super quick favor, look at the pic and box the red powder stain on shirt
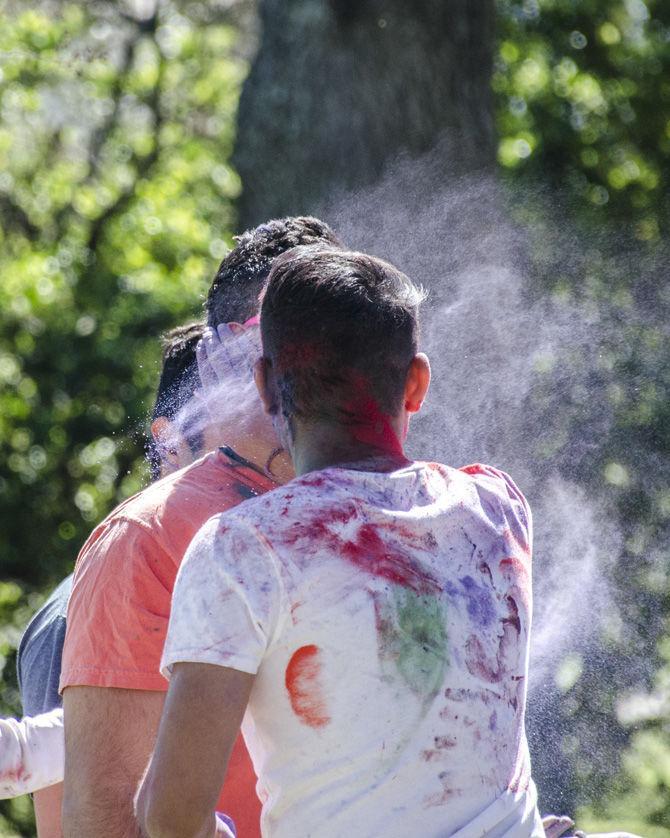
[499,556,528,576]
[464,635,503,683]
[300,474,327,488]
[282,504,358,552]
[502,527,531,559]
[285,644,331,729]
[421,735,458,762]
[503,595,521,634]
[342,524,442,595]
[499,557,531,610]
[0,764,31,792]
[459,463,489,476]
[509,746,531,793]
[423,782,463,808]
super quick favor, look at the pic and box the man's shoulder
[114,450,233,519]
[215,474,317,536]
[457,463,529,509]
[88,449,263,536]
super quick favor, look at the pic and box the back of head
[206,216,343,328]
[147,322,204,479]
[260,247,426,426]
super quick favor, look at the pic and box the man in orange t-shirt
[61,217,343,838]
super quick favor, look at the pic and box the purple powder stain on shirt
[457,575,496,627]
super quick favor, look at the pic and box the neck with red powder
[288,371,408,476]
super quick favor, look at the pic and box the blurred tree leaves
[0,4,247,829]
[0,0,669,835]
[0,0,245,588]
[496,0,670,238]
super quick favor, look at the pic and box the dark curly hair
[205,216,342,328]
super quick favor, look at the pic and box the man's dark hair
[147,322,204,480]
[205,216,342,328]
[260,247,426,425]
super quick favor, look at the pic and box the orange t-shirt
[60,447,275,837]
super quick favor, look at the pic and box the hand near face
[196,324,261,391]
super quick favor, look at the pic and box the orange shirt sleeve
[60,517,177,693]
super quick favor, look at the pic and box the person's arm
[62,687,165,837]
[136,662,254,838]
[34,783,64,838]
[59,517,179,837]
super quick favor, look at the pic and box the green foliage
[0,0,668,835]
[577,636,670,835]
[495,2,670,831]
[496,0,670,238]
[0,3,246,831]
[0,1,245,590]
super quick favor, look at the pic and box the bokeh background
[0,1,669,835]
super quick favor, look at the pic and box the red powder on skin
[348,394,403,456]
[339,371,404,457]
[276,344,405,456]
[285,645,331,729]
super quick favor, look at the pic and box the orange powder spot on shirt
[285,644,331,728]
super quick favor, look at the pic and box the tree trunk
[234,0,496,228]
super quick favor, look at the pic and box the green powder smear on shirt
[376,588,449,700]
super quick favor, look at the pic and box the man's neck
[292,421,409,477]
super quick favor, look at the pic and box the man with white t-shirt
[137,247,545,837]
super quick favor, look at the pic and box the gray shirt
[17,575,72,716]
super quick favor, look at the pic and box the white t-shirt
[0,708,64,798]
[163,461,543,837]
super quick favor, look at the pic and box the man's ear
[254,357,278,416]
[150,417,180,464]
[404,353,431,414]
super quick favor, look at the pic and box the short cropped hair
[147,322,204,480]
[260,247,426,425]
[205,216,342,328]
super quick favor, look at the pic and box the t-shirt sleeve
[0,708,64,798]
[461,463,533,555]
[60,518,176,693]
[17,576,72,716]
[161,514,286,678]
[490,466,533,555]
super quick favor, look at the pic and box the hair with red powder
[260,247,426,428]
